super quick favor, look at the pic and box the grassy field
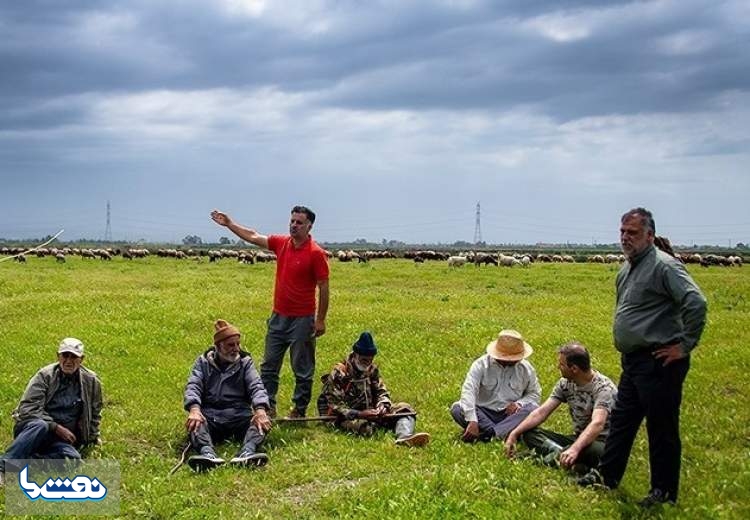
[0,256,748,519]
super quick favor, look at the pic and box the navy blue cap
[352,332,377,356]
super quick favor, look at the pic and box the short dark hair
[557,342,591,371]
[291,205,316,224]
[621,207,655,234]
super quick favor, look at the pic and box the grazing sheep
[520,255,531,267]
[447,256,467,267]
[474,253,498,266]
[16,254,27,263]
[55,253,65,263]
[498,254,520,267]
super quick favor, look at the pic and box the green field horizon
[1,257,747,519]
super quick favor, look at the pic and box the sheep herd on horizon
[1,245,743,268]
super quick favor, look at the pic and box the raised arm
[210,209,269,249]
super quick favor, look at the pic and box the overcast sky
[1,0,748,246]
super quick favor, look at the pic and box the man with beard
[504,342,617,474]
[0,338,103,486]
[317,332,430,447]
[184,319,273,472]
[578,207,707,508]
[211,206,330,419]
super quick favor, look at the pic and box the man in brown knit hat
[183,319,272,472]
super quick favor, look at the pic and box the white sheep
[447,256,467,267]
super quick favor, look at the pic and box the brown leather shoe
[395,432,431,447]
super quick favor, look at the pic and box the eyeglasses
[59,352,81,360]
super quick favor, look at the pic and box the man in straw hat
[317,332,430,447]
[504,342,617,474]
[451,330,541,442]
[0,338,103,484]
[183,319,273,472]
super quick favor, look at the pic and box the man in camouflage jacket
[317,332,429,447]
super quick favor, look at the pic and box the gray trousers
[189,415,265,454]
[451,402,537,440]
[261,313,316,413]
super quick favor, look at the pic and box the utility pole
[104,201,112,242]
[473,202,482,245]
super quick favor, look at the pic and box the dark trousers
[189,416,265,455]
[450,402,537,440]
[599,350,690,501]
[522,428,604,469]
[0,419,81,470]
[261,313,316,413]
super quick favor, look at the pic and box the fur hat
[352,331,377,356]
[213,319,241,344]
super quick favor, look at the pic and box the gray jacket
[12,363,103,445]
[184,348,269,423]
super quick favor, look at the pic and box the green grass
[1,257,748,519]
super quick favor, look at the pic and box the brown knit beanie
[213,319,241,345]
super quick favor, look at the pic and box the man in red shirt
[211,206,330,418]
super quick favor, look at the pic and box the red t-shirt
[267,235,329,317]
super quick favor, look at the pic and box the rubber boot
[539,438,564,467]
[394,417,430,447]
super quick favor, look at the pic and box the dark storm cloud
[2,0,748,131]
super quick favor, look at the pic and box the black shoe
[576,468,606,488]
[187,452,225,473]
[229,450,269,468]
[638,489,675,508]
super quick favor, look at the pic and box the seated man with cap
[451,329,541,442]
[0,338,103,481]
[183,319,273,472]
[317,332,430,447]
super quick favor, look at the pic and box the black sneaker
[638,489,675,508]
[576,468,606,488]
[229,450,269,468]
[187,452,225,473]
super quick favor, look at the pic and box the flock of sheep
[1,246,743,268]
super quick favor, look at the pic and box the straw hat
[486,329,533,361]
